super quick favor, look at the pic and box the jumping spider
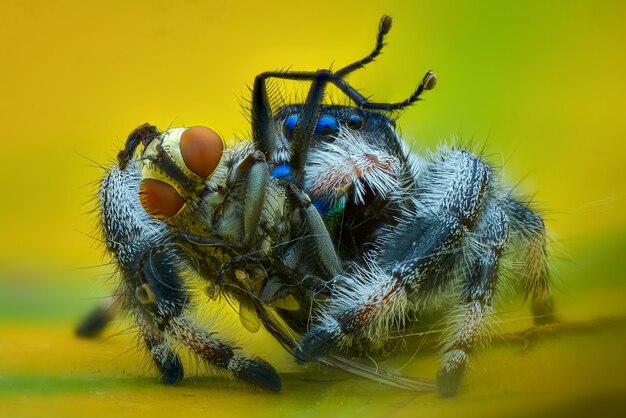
[79,15,554,397]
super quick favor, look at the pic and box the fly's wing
[321,354,435,392]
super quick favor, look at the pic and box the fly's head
[121,124,227,224]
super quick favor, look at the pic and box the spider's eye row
[179,126,224,178]
[348,114,364,130]
[282,113,340,141]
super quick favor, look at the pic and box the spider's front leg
[296,149,512,396]
[93,126,282,391]
[250,60,343,279]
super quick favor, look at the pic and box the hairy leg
[102,162,281,391]
[437,203,509,396]
[501,197,555,324]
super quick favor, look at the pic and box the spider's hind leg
[437,202,509,396]
[75,295,121,338]
[501,197,555,325]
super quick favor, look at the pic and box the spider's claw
[436,349,468,397]
[159,354,184,385]
[231,356,282,392]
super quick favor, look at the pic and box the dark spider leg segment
[75,295,121,337]
[250,74,278,159]
[501,197,555,325]
[334,15,392,78]
[437,203,509,397]
[290,76,328,187]
[296,150,493,360]
[333,70,437,112]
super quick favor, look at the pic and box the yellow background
[1,1,625,417]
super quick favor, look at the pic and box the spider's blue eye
[283,113,339,140]
[348,114,364,130]
[315,115,339,137]
[282,114,299,140]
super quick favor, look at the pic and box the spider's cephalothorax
[78,15,554,397]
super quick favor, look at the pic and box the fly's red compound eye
[139,178,185,219]
[180,126,224,178]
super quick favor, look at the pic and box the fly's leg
[286,183,342,278]
[437,203,509,397]
[117,123,160,169]
[212,180,342,281]
[227,150,270,246]
[135,297,184,385]
[127,243,280,390]
[501,198,555,325]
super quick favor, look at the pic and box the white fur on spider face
[304,129,404,205]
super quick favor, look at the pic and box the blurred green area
[0,0,625,417]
